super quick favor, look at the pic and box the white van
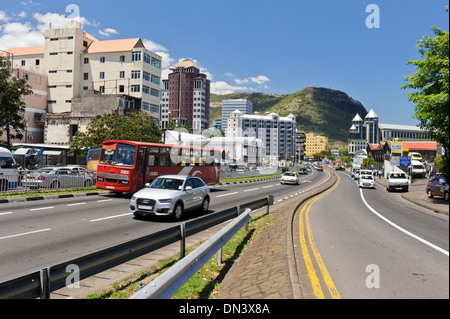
[410,160,426,178]
[0,147,20,191]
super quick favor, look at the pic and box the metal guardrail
[0,196,273,299]
[130,208,253,299]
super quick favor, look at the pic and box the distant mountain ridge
[210,87,368,142]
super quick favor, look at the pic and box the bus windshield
[100,143,136,167]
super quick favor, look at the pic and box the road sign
[399,156,411,167]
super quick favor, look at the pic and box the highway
[295,170,449,299]
[0,169,328,283]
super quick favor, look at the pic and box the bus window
[160,155,170,167]
[100,143,136,167]
[148,155,159,167]
[87,148,101,171]
[160,147,170,154]
[149,147,159,154]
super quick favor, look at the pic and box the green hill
[210,87,367,142]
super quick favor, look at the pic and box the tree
[402,9,449,178]
[0,56,32,145]
[70,111,162,158]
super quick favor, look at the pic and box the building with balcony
[221,99,252,134]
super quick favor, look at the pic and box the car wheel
[84,180,93,187]
[172,203,183,220]
[51,181,60,189]
[201,196,210,213]
[427,189,433,198]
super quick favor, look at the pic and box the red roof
[402,142,437,151]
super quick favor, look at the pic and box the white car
[280,172,300,185]
[130,175,210,220]
[386,172,409,192]
[359,174,375,188]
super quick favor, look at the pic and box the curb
[0,191,111,204]
[286,170,338,299]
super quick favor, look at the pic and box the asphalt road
[0,169,328,283]
[299,170,449,299]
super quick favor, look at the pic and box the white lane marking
[244,188,260,192]
[262,185,274,189]
[0,212,13,216]
[0,228,51,241]
[216,192,238,198]
[30,207,54,212]
[359,189,449,256]
[97,199,113,203]
[67,202,87,207]
[89,213,132,222]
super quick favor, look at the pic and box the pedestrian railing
[0,171,96,193]
[0,196,273,299]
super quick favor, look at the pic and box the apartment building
[161,59,210,133]
[221,99,252,134]
[305,133,329,157]
[0,68,48,144]
[4,21,162,145]
[227,110,296,163]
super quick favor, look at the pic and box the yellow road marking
[299,174,341,299]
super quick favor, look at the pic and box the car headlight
[131,195,137,201]
[159,199,172,204]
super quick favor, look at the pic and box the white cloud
[98,28,118,37]
[210,81,254,95]
[249,75,270,84]
[0,11,96,50]
[0,11,10,22]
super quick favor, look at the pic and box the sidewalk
[375,176,449,216]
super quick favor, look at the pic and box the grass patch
[219,173,281,184]
[84,212,274,299]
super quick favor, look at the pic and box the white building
[227,110,296,164]
[4,21,163,146]
[222,99,253,134]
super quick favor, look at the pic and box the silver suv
[130,175,210,220]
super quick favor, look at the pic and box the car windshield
[390,173,406,179]
[0,157,15,169]
[100,143,136,167]
[148,178,184,190]
[361,175,373,180]
[35,169,53,174]
[284,172,296,176]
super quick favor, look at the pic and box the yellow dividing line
[299,175,341,299]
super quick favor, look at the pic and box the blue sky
[1,0,448,126]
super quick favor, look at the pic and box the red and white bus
[96,140,221,193]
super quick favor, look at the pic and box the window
[100,57,106,63]
[100,72,105,79]
[132,51,141,62]
[35,59,40,66]
[49,70,57,74]
[143,85,150,94]
[150,104,159,113]
[21,60,25,66]
[36,76,41,85]
[84,73,89,80]
[151,74,160,85]
[131,70,140,79]
[119,85,125,93]
[143,72,150,81]
[84,58,89,64]
[50,38,58,41]
[120,55,125,62]
[151,58,161,69]
[131,85,140,93]
[50,52,58,56]
[119,71,125,79]
[151,88,160,97]
[99,86,105,93]
[142,102,149,110]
